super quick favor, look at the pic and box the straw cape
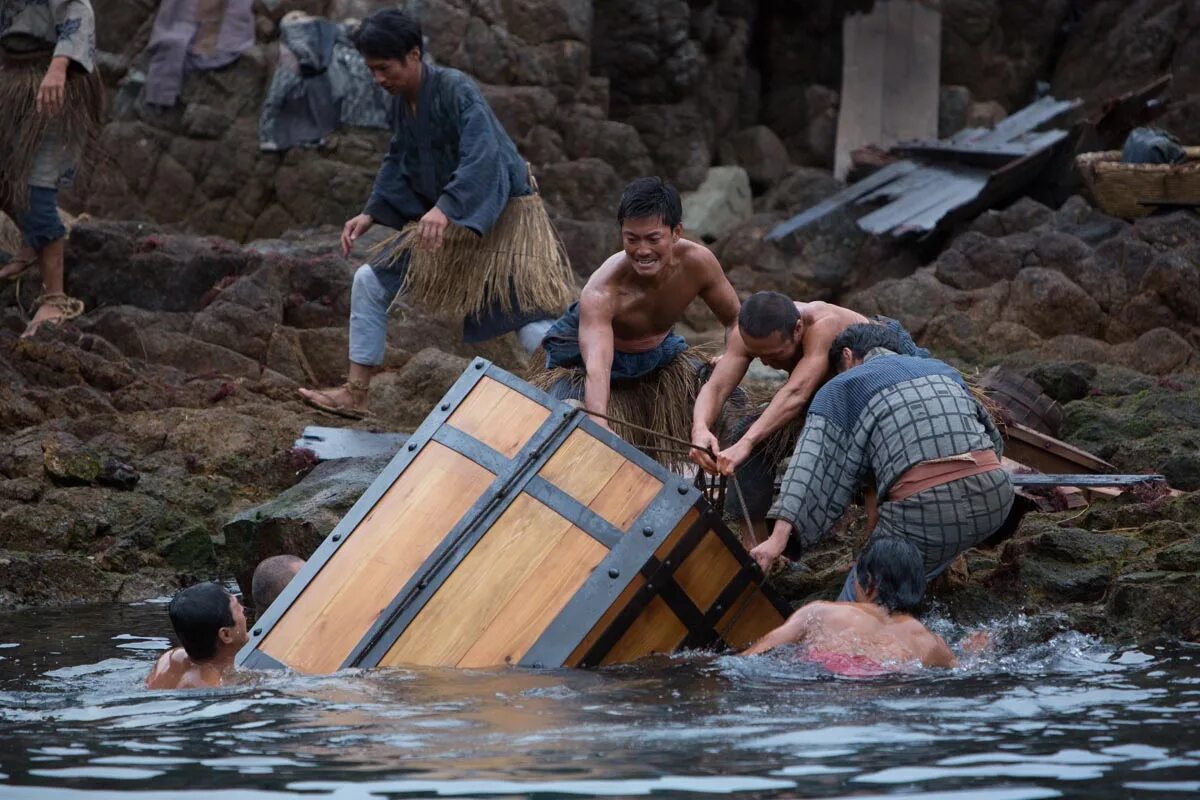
[371,190,575,320]
[528,342,722,471]
[0,52,104,212]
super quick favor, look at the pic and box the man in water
[691,291,927,541]
[298,8,572,419]
[742,536,957,671]
[145,582,248,690]
[749,323,1013,600]
[532,177,739,452]
[250,554,305,617]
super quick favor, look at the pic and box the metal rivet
[533,662,544,669]
[440,402,450,411]
[642,526,654,537]
[607,568,620,579]
[418,579,428,589]
[664,559,672,568]
[646,583,654,592]
[475,361,484,370]
[331,533,342,542]
[253,628,262,636]
[407,442,417,451]
[677,485,688,495]
[713,604,723,614]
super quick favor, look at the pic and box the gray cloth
[1121,127,1186,166]
[0,0,96,72]
[837,469,1013,600]
[769,350,1005,550]
[259,16,388,152]
[143,0,255,107]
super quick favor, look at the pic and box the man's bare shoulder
[145,648,190,690]
[676,238,721,271]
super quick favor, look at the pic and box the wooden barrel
[238,359,791,672]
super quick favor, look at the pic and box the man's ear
[217,626,234,645]
[671,223,683,242]
[840,346,853,372]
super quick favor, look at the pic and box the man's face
[365,49,421,95]
[221,594,250,648]
[621,216,680,277]
[742,328,802,371]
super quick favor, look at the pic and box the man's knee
[352,263,379,299]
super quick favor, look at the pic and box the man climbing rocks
[299,8,573,419]
[0,0,102,337]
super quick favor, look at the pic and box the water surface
[1,600,1197,798]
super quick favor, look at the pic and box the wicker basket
[1075,146,1200,220]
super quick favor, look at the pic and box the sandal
[298,379,371,420]
[35,292,85,320]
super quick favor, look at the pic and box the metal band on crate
[235,358,492,670]
[344,401,583,668]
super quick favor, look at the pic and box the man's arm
[920,631,959,669]
[741,605,816,656]
[690,330,752,472]
[695,250,740,340]
[736,317,842,452]
[577,287,616,426]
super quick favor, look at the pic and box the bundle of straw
[373,193,575,319]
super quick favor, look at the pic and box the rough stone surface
[682,167,754,243]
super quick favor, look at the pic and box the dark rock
[368,348,473,430]
[1156,536,1200,572]
[98,456,140,490]
[42,434,102,486]
[968,197,1054,238]
[1127,327,1195,375]
[536,158,623,221]
[939,84,972,138]
[723,126,791,192]
[1028,525,1147,564]
[560,116,654,180]
[934,231,1022,290]
[1106,571,1200,643]
[1003,268,1104,339]
[222,454,392,595]
[0,551,121,608]
[1027,361,1097,404]
[1018,557,1112,604]
[756,167,842,215]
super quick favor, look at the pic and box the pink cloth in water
[804,648,890,677]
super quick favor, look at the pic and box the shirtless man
[691,291,927,540]
[536,177,739,432]
[742,536,957,672]
[145,582,249,690]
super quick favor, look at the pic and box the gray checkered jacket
[768,351,1003,550]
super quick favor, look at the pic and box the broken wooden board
[240,359,791,673]
[294,426,409,461]
[1009,473,1165,488]
[834,0,941,180]
[771,95,1081,241]
[1003,422,1116,476]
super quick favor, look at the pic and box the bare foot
[21,294,83,339]
[298,384,369,419]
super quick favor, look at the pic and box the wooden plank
[587,459,662,530]
[978,96,1080,145]
[1009,473,1164,488]
[566,574,646,666]
[766,160,918,239]
[294,426,408,461]
[654,508,701,561]
[537,428,628,509]
[673,530,742,614]
[379,493,575,668]
[834,3,886,180]
[880,0,914,144]
[1004,423,1115,474]
[458,526,609,668]
[600,595,688,666]
[717,585,788,651]
[261,442,494,672]
[446,377,550,459]
[857,168,986,233]
[883,172,990,234]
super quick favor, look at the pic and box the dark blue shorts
[18,186,66,250]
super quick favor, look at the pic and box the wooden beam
[1002,423,1115,475]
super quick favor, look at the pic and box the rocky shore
[1,0,1198,643]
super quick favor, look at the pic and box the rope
[570,404,797,652]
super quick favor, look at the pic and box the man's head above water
[616,177,683,279]
[853,536,927,613]
[251,554,305,616]
[352,8,424,97]
[168,582,248,662]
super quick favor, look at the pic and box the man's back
[800,601,955,668]
[145,647,222,690]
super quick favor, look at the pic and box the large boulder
[682,167,753,243]
[721,126,792,192]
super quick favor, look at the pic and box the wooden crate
[237,359,790,672]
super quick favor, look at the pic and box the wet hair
[168,582,234,661]
[827,322,904,372]
[856,536,926,613]
[251,555,305,614]
[351,9,423,61]
[617,177,682,229]
[738,291,800,340]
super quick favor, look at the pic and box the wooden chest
[237,359,791,672]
